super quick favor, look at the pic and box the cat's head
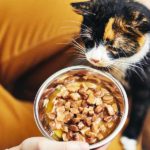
[71,0,150,68]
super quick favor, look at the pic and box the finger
[21,137,89,150]
[55,141,89,150]
[43,141,89,150]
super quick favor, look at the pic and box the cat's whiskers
[59,23,92,38]
[76,57,86,61]
[111,64,125,75]
[60,26,79,29]
[71,51,87,65]
[58,27,91,37]
[115,49,121,59]
[127,47,137,54]
[57,33,87,60]
[117,48,128,58]
[59,24,91,33]
[81,28,92,34]
[66,50,86,62]
[80,33,91,36]
[81,10,96,16]
[70,40,87,61]
[72,39,86,52]
[59,26,91,35]
[56,35,82,46]
[71,43,85,54]
[64,20,92,32]
[69,48,85,56]
[68,50,84,56]
[111,64,131,83]
[115,60,144,71]
[130,67,144,81]
[80,34,92,39]
[57,40,74,45]
[114,60,146,80]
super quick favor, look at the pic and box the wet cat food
[37,69,125,144]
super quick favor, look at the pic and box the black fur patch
[72,0,150,141]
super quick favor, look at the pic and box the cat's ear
[127,10,150,33]
[71,1,94,16]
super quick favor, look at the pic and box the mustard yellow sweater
[0,0,145,149]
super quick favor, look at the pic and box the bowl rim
[34,65,128,149]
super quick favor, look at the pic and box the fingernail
[67,142,89,150]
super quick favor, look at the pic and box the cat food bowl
[34,65,128,149]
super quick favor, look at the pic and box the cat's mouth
[86,58,112,72]
[87,59,110,67]
[86,56,113,69]
[89,64,112,72]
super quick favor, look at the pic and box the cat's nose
[90,58,99,63]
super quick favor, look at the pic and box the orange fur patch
[104,18,115,41]
[137,36,145,48]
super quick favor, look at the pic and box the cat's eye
[86,41,95,49]
[84,38,95,49]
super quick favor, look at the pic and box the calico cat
[71,0,150,150]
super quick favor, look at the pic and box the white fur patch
[86,45,112,67]
[121,136,137,150]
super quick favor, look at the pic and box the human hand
[7,137,89,150]
[7,137,109,150]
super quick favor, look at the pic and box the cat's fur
[71,0,150,149]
